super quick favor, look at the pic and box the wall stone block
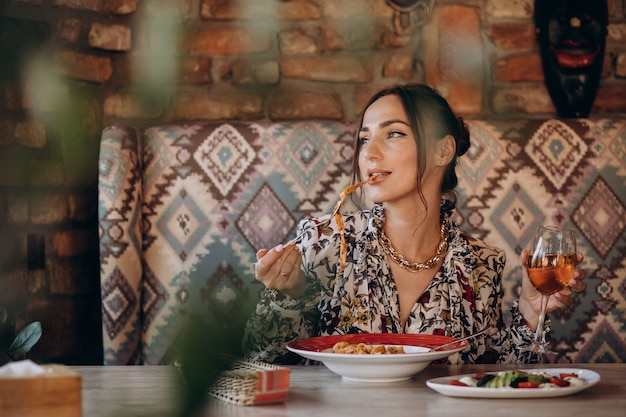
[6,195,29,224]
[323,0,391,19]
[320,23,379,51]
[54,50,113,83]
[56,18,82,43]
[88,22,132,51]
[30,193,68,224]
[281,57,371,82]
[424,5,483,115]
[0,120,15,146]
[383,53,414,80]
[54,229,94,257]
[616,52,626,78]
[228,59,280,85]
[0,153,27,187]
[492,85,555,114]
[15,120,46,148]
[594,85,626,112]
[608,23,626,44]
[172,90,264,120]
[26,298,99,361]
[179,57,212,84]
[4,81,28,111]
[52,0,103,12]
[69,194,97,222]
[488,23,537,49]
[486,0,533,19]
[104,93,162,119]
[354,85,388,118]
[104,0,139,15]
[200,0,320,20]
[269,91,343,120]
[186,28,272,55]
[27,270,47,295]
[493,53,543,82]
[280,29,319,55]
[49,259,99,295]
[29,159,65,186]
[0,269,27,305]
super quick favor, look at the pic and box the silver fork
[430,327,494,351]
[285,218,331,245]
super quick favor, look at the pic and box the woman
[242,84,586,364]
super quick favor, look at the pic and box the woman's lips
[368,171,389,183]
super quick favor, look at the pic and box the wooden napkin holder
[0,364,82,417]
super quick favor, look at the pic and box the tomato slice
[559,373,578,379]
[550,376,570,387]
[517,381,541,388]
[449,379,468,386]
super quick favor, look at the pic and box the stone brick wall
[0,0,625,364]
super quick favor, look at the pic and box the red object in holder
[208,359,290,406]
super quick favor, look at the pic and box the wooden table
[67,363,626,417]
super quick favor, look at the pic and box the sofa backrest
[98,119,626,365]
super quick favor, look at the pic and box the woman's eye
[388,130,405,139]
[358,136,370,145]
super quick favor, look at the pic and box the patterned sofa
[98,118,626,365]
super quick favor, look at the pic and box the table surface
[63,363,626,417]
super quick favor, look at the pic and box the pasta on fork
[333,173,379,272]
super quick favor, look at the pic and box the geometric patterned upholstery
[98,119,626,365]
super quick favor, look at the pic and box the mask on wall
[534,0,608,118]
[386,0,436,36]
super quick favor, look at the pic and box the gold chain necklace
[379,217,450,273]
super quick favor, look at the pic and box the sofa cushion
[98,119,626,364]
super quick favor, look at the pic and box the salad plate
[426,367,600,398]
[286,333,465,383]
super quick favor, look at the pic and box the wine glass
[524,225,577,356]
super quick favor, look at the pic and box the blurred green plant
[0,306,42,363]
[174,302,255,417]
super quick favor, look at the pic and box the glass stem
[533,294,550,346]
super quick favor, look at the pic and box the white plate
[426,367,600,398]
[286,334,465,383]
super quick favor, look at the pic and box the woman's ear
[437,135,456,166]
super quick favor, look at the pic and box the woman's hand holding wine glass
[520,225,586,356]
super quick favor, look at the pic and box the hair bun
[456,117,471,156]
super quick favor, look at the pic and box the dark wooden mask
[535,0,608,118]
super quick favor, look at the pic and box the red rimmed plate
[286,334,465,383]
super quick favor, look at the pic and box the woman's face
[357,94,423,205]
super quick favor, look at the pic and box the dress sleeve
[241,218,324,364]
[502,298,551,364]
[492,270,550,364]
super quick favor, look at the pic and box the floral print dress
[242,204,542,364]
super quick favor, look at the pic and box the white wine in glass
[524,225,577,356]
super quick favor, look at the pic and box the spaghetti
[333,174,378,273]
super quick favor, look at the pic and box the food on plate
[333,174,379,272]
[449,370,586,389]
[332,341,405,355]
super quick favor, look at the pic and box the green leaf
[0,307,7,326]
[6,321,42,355]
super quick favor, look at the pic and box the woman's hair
[350,83,470,211]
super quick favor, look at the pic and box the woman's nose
[362,136,382,160]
